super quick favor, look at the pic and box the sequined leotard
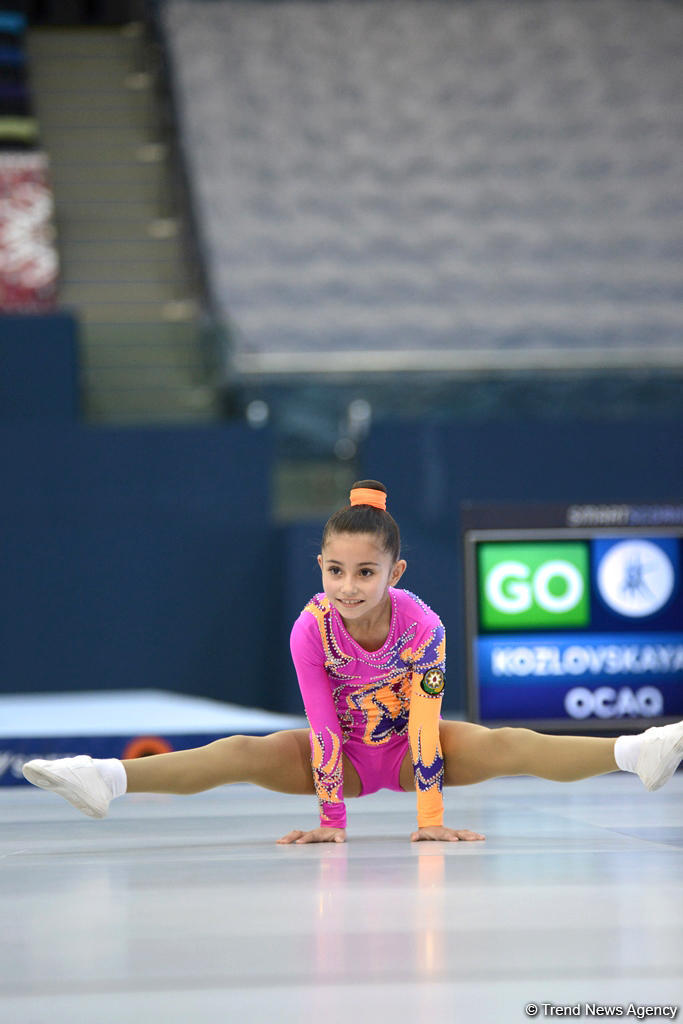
[290,587,446,830]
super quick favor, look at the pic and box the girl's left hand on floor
[410,826,486,842]
[276,827,346,844]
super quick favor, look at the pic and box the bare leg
[435,721,618,787]
[123,728,362,797]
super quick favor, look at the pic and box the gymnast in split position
[23,481,683,844]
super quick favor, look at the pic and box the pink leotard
[290,587,446,830]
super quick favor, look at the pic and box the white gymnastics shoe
[636,721,683,792]
[22,755,112,818]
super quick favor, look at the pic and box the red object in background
[122,736,175,759]
[0,151,59,312]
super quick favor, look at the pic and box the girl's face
[317,531,406,624]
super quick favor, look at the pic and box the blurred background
[1,0,682,725]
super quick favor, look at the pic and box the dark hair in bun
[321,479,401,562]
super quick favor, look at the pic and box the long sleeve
[290,612,346,829]
[407,622,446,828]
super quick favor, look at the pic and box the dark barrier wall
[274,521,326,713]
[346,418,683,712]
[1,313,80,421]
[0,423,274,706]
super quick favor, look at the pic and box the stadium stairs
[27,22,220,424]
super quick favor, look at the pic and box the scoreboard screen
[462,503,683,732]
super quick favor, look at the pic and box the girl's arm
[406,669,484,842]
[405,616,447,829]
[309,718,346,829]
[407,665,446,830]
[290,613,347,833]
[406,618,485,842]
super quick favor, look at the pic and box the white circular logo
[597,541,675,618]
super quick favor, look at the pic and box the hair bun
[351,479,386,494]
[322,478,400,561]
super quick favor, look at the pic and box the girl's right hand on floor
[276,827,346,844]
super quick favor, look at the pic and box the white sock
[97,758,128,799]
[614,734,643,774]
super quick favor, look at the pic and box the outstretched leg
[123,729,316,795]
[23,729,364,817]
[438,719,683,789]
[439,721,619,786]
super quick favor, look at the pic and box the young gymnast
[22,480,683,844]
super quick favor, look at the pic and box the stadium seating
[0,10,58,312]
[159,0,683,374]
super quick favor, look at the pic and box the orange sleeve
[407,667,445,827]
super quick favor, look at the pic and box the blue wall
[1,313,279,708]
[0,313,79,420]
[2,414,680,713]
[0,423,274,705]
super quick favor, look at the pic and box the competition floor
[2,768,682,1023]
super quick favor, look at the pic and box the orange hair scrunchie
[349,487,387,511]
